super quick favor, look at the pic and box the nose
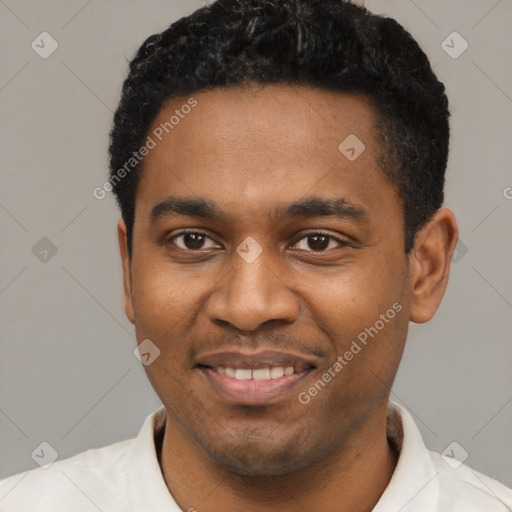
[206,252,299,332]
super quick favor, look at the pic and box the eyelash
[167,230,349,252]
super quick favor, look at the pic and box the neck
[159,405,398,512]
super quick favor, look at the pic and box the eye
[170,232,220,251]
[292,232,347,252]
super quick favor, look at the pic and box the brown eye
[293,233,346,252]
[306,235,330,251]
[171,232,219,251]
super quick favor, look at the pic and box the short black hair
[108,0,450,255]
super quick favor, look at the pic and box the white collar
[374,401,439,510]
[124,401,511,511]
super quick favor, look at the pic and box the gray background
[1,0,511,487]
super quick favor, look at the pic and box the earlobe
[408,208,458,324]
[117,219,135,325]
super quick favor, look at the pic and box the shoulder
[383,402,512,511]
[429,450,512,511]
[0,437,135,512]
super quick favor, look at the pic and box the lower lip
[198,367,314,405]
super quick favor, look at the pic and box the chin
[198,432,318,477]
[211,449,305,477]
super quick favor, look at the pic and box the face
[119,85,434,476]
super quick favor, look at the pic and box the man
[1,0,511,510]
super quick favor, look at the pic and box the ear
[408,208,458,324]
[117,219,135,325]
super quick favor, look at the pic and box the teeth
[252,368,271,380]
[235,369,252,380]
[216,366,299,380]
[225,367,236,378]
[270,367,284,379]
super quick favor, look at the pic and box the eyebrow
[150,197,225,224]
[277,197,367,224]
[149,195,368,225]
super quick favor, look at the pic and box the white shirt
[1,402,511,511]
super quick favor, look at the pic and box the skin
[117,84,458,512]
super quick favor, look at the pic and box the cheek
[303,253,408,390]
[130,251,203,322]
[308,255,406,333]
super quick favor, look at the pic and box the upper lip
[195,349,319,371]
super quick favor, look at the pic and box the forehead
[135,84,398,223]
[150,84,378,158]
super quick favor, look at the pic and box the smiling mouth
[195,351,317,405]
[198,364,312,380]
[197,365,315,405]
